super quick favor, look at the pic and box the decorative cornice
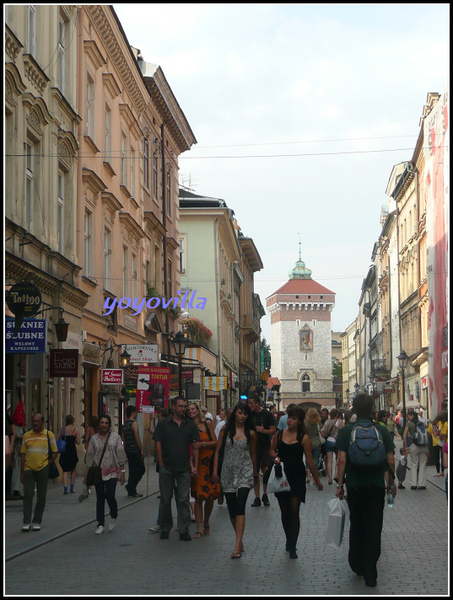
[5,25,23,62]
[23,53,50,94]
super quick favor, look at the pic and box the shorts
[325,440,337,454]
[256,445,272,472]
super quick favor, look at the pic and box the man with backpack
[334,394,395,589]
[403,409,429,490]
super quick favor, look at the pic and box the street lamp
[171,331,188,397]
[241,368,254,399]
[354,382,360,396]
[397,350,409,429]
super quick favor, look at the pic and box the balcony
[240,314,260,341]
[371,359,390,377]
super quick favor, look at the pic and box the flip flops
[194,531,203,539]
[231,552,242,559]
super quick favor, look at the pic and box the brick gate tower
[266,246,336,409]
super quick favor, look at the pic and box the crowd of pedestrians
[7,393,448,589]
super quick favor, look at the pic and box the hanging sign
[5,318,46,353]
[136,366,170,413]
[49,349,79,377]
[6,282,42,333]
[102,369,124,385]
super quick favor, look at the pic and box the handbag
[267,461,291,494]
[56,427,66,453]
[326,497,346,548]
[47,432,60,480]
[86,432,110,486]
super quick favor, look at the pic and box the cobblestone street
[5,451,449,596]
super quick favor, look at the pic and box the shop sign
[6,282,42,333]
[123,344,158,364]
[136,366,170,412]
[5,318,46,353]
[49,349,79,377]
[102,369,124,385]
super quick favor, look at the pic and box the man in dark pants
[248,394,276,507]
[122,405,146,498]
[20,413,58,532]
[153,396,200,541]
[335,394,395,588]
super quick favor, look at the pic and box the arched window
[302,374,310,392]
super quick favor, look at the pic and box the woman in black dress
[270,406,323,558]
[58,415,81,494]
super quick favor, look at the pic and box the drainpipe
[214,218,223,403]
[161,123,170,356]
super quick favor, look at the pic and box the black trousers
[125,452,146,495]
[346,485,385,583]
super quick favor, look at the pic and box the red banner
[136,366,170,414]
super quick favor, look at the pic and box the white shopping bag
[326,497,346,548]
[267,462,291,494]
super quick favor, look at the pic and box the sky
[112,3,449,343]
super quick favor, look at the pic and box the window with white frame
[57,171,65,253]
[84,209,93,277]
[27,5,36,56]
[86,73,95,138]
[131,253,137,299]
[179,235,186,274]
[166,169,171,217]
[104,227,112,291]
[143,138,150,189]
[302,374,310,392]
[58,16,67,95]
[104,104,112,164]
[122,246,128,297]
[121,131,127,187]
[25,141,35,229]
[153,152,158,199]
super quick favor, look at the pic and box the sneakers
[32,523,41,531]
[128,493,144,498]
[262,494,270,506]
[160,531,170,539]
[179,532,192,541]
[108,519,116,531]
[251,497,261,507]
[95,525,104,535]
[149,524,162,533]
[398,484,405,489]
[22,524,32,532]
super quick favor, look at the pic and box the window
[84,210,92,276]
[121,132,127,187]
[131,254,137,299]
[143,138,149,189]
[25,141,35,228]
[27,5,36,56]
[58,16,67,94]
[130,145,135,198]
[104,105,111,163]
[302,374,310,393]
[166,170,171,217]
[179,235,186,274]
[104,228,112,291]
[153,152,158,199]
[57,172,65,253]
[122,246,128,297]
[86,74,95,138]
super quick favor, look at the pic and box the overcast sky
[112,3,449,343]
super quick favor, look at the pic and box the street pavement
[5,440,449,596]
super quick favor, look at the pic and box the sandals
[231,552,242,559]
[194,531,203,539]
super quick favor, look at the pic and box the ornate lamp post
[171,331,188,397]
[397,350,409,429]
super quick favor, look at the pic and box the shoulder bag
[47,432,60,479]
[86,432,110,486]
[56,426,67,453]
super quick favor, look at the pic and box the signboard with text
[135,366,170,413]
[102,369,124,385]
[122,344,158,364]
[49,349,79,377]
[5,318,46,353]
